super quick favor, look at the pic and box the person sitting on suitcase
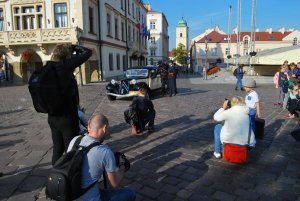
[213,96,256,158]
[130,87,156,135]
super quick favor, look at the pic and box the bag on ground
[223,143,248,164]
[28,62,65,115]
[255,118,265,139]
[45,136,100,201]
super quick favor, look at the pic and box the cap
[243,79,256,88]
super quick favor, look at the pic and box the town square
[1,0,300,201]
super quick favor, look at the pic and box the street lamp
[75,26,84,86]
[204,37,209,80]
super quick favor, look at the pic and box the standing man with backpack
[48,44,92,165]
[234,64,245,91]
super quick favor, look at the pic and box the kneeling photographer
[67,112,135,201]
[213,96,256,159]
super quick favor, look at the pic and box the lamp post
[75,26,83,86]
[204,37,209,80]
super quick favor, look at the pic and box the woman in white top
[213,96,256,158]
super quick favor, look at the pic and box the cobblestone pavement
[0,74,299,201]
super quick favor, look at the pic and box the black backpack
[233,68,237,76]
[45,136,101,201]
[28,62,66,115]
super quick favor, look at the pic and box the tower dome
[177,17,187,27]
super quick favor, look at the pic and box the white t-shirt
[245,91,259,109]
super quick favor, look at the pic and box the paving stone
[139,186,160,199]
[177,189,192,200]
[213,191,236,201]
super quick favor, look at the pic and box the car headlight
[130,79,137,85]
[111,79,116,85]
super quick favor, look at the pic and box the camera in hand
[225,98,231,109]
[114,152,130,171]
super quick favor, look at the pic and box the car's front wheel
[107,95,116,101]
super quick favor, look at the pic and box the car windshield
[125,69,148,78]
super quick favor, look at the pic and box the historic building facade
[190,26,300,68]
[146,6,169,65]
[0,0,148,84]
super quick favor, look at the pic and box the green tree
[172,43,188,65]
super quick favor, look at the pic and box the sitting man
[67,112,136,201]
[131,87,156,135]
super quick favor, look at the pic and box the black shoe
[235,87,237,91]
[148,127,154,133]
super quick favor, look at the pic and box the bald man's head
[88,112,109,132]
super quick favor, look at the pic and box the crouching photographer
[67,112,136,201]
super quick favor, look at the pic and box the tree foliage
[172,43,188,65]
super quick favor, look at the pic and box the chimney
[278,27,285,34]
[232,27,238,34]
[144,4,152,11]
[266,28,272,34]
[255,28,259,32]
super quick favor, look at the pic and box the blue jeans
[100,187,136,201]
[214,124,223,153]
[236,77,243,89]
[249,108,256,134]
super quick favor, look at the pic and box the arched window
[180,33,182,37]
[243,36,249,44]
[293,37,298,45]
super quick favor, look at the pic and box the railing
[0,27,77,45]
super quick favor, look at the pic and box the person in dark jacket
[168,64,176,97]
[48,44,92,165]
[158,61,169,96]
[235,64,245,91]
[131,87,156,135]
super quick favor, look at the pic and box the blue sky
[146,0,300,49]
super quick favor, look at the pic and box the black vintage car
[106,66,161,101]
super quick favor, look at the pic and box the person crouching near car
[131,87,156,135]
[213,96,256,158]
[67,112,136,201]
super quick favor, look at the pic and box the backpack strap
[72,136,84,150]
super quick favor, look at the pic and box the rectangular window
[116,54,120,70]
[107,13,111,36]
[121,0,124,10]
[211,48,218,56]
[133,27,135,42]
[151,49,156,56]
[132,3,135,18]
[128,25,131,41]
[109,53,113,71]
[115,18,118,39]
[54,3,68,27]
[128,0,130,14]
[121,21,125,41]
[89,7,94,33]
[200,48,206,56]
[37,14,43,28]
[150,37,155,44]
[0,8,4,31]
[150,21,155,29]
[123,55,126,70]
[225,48,230,56]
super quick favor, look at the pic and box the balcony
[0,27,78,46]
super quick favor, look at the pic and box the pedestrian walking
[234,64,245,90]
[202,65,207,80]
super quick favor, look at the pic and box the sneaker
[214,152,221,159]
[131,126,137,136]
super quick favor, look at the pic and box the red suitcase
[223,143,248,164]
